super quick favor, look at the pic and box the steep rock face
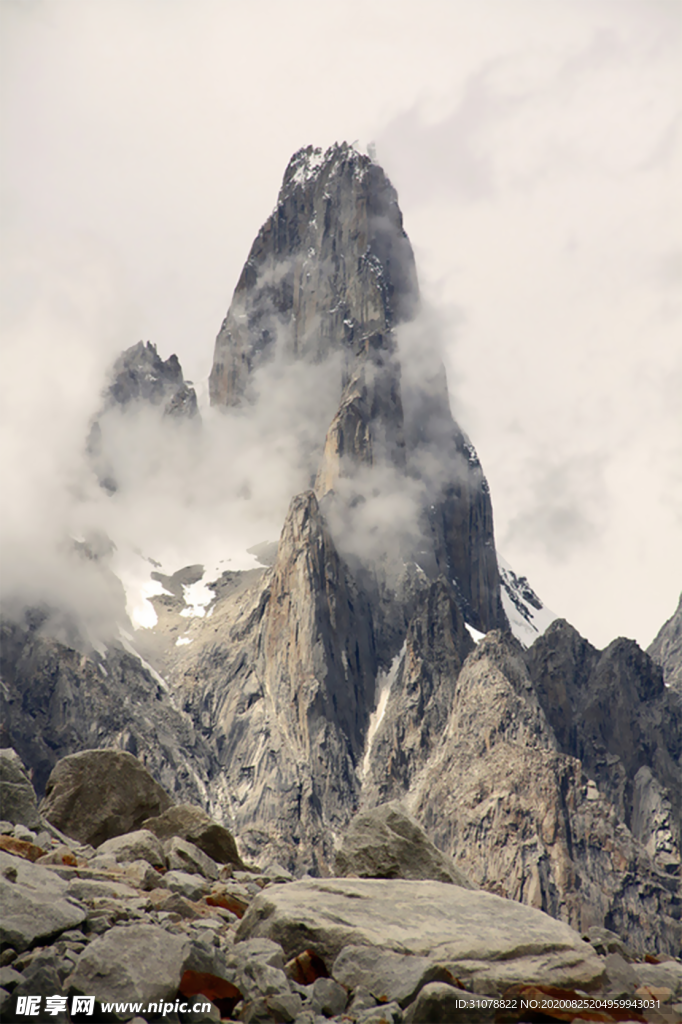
[648,591,682,692]
[259,491,377,764]
[362,578,474,806]
[208,143,506,635]
[314,335,405,496]
[498,554,558,647]
[404,632,681,956]
[168,491,377,872]
[526,619,682,870]
[0,616,215,809]
[209,144,418,409]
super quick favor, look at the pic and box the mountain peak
[208,141,418,409]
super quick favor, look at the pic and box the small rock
[403,982,487,1023]
[310,977,347,1017]
[238,959,291,1001]
[228,939,286,973]
[0,851,87,952]
[332,945,453,1008]
[120,857,164,890]
[67,923,188,1007]
[96,828,166,867]
[582,925,631,960]
[13,949,64,1004]
[260,862,295,884]
[0,749,41,829]
[0,835,46,862]
[166,836,220,880]
[264,991,302,1021]
[59,929,87,942]
[347,987,377,1015]
[358,1000,404,1023]
[633,960,682,1000]
[602,952,637,997]
[35,844,78,867]
[162,870,211,901]
[0,966,22,990]
[87,852,119,871]
[157,892,203,920]
[285,950,329,985]
[142,804,245,868]
[239,994,304,1022]
[65,877,139,902]
[206,885,250,919]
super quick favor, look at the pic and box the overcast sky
[1,0,680,650]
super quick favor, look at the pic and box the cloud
[501,453,608,561]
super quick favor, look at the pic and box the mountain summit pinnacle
[209,142,506,633]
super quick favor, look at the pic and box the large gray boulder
[0,850,87,952]
[0,749,41,829]
[67,925,190,1014]
[334,802,472,887]
[141,803,244,868]
[40,750,172,847]
[236,877,604,996]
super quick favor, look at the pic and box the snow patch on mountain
[465,622,486,644]
[111,540,265,631]
[498,554,558,647]
[362,644,404,778]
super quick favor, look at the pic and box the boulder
[334,802,472,887]
[96,829,166,868]
[633,960,682,1001]
[67,924,189,1013]
[141,804,244,868]
[65,877,140,903]
[0,850,87,952]
[160,870,210,902]
[403,982,494,1023]
[309,976,348,1016]
[357,1002,403,1024]
[11,949,64,1003]
[40,750,172,847]
[119,859,164,891]
[0,749,41,829]
[332,945,454,1008]
[236,878,604,996]
[165,836,219,879]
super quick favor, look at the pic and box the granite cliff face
[0,615,214,810]
[209,143,506,636]
[649,592,682,693]
[363,623,681,955]
[160,490,378,872]
[2,143,680,964]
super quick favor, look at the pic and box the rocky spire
[87,341,198,493]
[209,143,506,633]
[209,143,418,411]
